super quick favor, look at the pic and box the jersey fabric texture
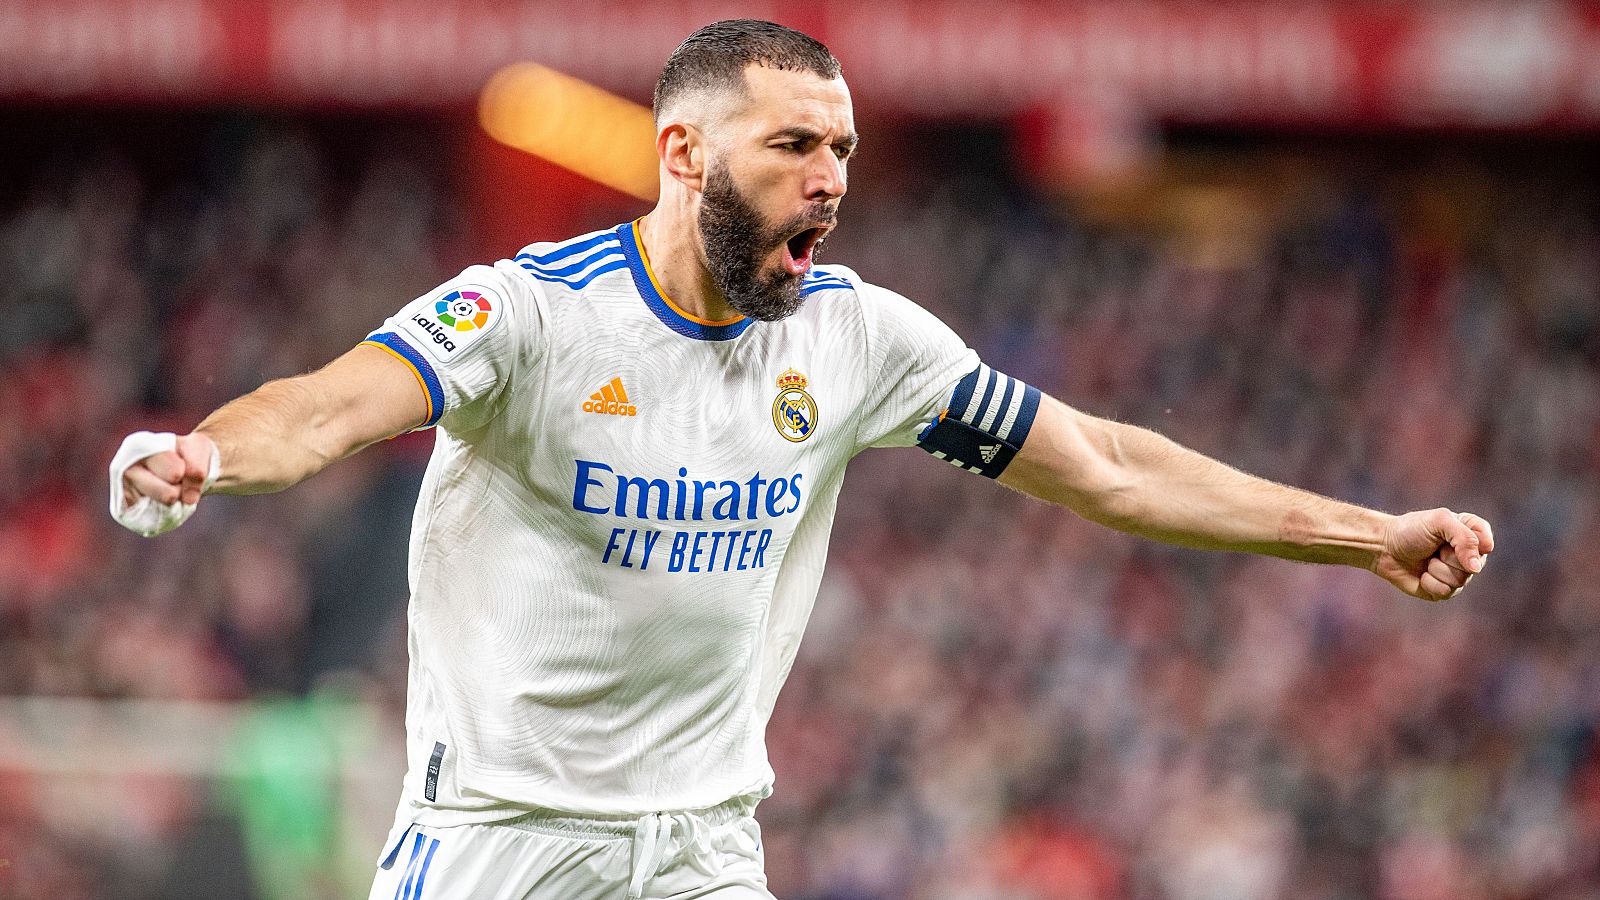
[361,220,1040,839]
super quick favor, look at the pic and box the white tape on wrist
[108,431,221,537]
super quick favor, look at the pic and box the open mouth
[781,226,829,275]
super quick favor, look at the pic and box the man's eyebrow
[769,127,860,148]
[768,127,821,143]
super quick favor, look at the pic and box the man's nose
[806,150,846,202]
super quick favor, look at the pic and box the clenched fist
[109,431,220,537]
[1373,508,1495,601]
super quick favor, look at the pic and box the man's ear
[659,122,706,192]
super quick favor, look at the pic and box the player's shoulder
[797,263,885,330]
[794,264,954,362]
[503,224,631,296]
[406,228,629,360]
[801,264,934,328]
[801,264,919,311]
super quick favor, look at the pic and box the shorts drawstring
[627,813,666,899]
[627,810,715,899]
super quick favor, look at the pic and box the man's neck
[636,211,744,323]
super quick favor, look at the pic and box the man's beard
[698,163,833,323]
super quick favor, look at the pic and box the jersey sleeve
[854,280,1042,478]
[360,261,542,433]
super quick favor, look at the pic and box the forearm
[1092,423,1389,565]
[1003,399,1393,568]
[197,374,380,494]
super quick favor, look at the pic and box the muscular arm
[122,344,428,505]
[201,344,428,493]
[999,396,1387,565]
[998,394,1493,599]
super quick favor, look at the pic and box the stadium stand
[1,118,1597,899]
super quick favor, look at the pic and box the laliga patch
[399,284,503,363]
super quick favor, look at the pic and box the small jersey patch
[772,369,818,442]
[424,741,446,802]
[917,364,1041,478]
[397,284,503,364]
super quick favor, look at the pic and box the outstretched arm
[998,394,1494,600]
[120,344,428,508]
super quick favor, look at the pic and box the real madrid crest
[772,369,818,443]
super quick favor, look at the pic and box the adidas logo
[979,443,1001,464]
[581,376,638,416]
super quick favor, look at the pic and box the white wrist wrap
[108,431,221,537]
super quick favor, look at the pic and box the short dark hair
[654,20,841,124]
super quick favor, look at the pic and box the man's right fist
[109,431,220,536]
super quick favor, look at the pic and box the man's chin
[725,276,805,322]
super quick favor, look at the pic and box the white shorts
[367,797,774,900]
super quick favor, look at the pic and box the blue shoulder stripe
[518,258,628,290]
[802,271,851,284]
[518,231,618,265]
[800,277,852,297]
[515,243,624,278]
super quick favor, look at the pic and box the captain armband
[916,364,1042,478]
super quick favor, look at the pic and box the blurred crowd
[0,122,459,898]
[1,120,1597,899]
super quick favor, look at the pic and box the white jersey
[362,220,1039,827]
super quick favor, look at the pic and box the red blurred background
[1,2,1598,899]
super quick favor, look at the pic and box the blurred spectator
[2,117,1598,898]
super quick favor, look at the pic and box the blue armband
[916,365,1041,478]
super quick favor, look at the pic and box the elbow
[1011,400,1159,528]
[1028,445,1143,526]
[1075,467,1147,530]
[1064,427,1152,529]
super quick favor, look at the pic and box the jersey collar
[618,220,754,342]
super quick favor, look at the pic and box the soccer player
[110,20,1493,900]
